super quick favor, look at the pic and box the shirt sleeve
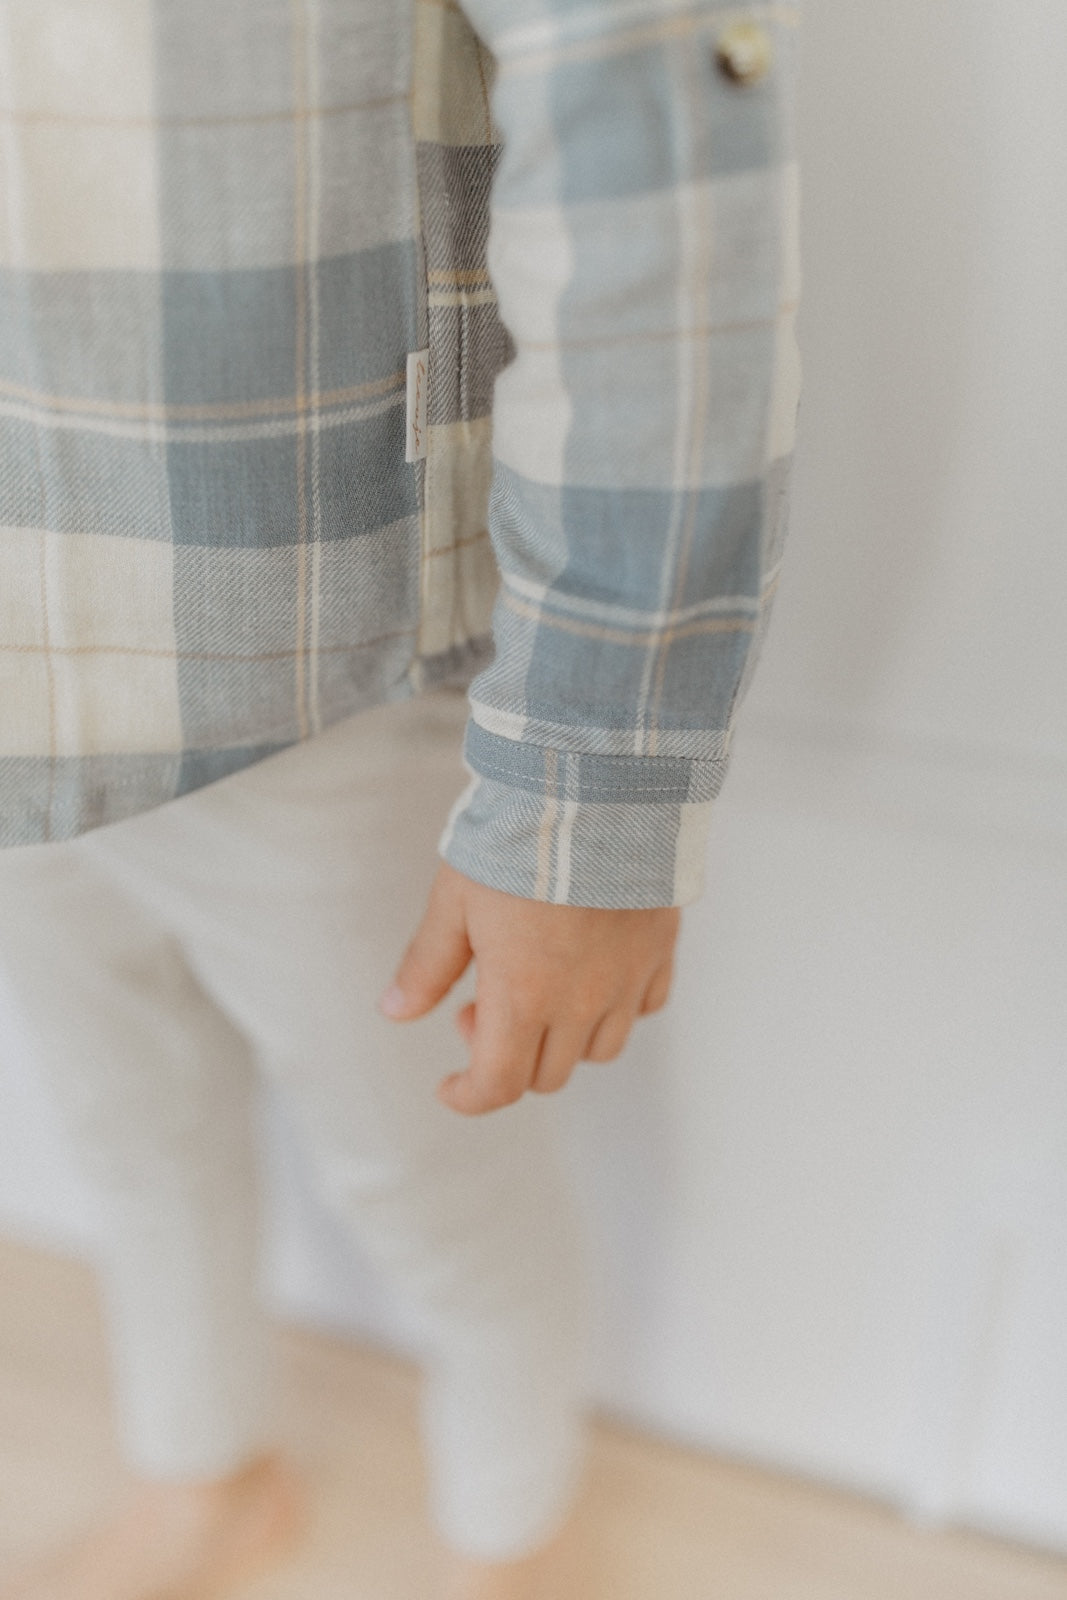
[438,0,803,908]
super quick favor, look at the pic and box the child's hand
[378,861,680,1115]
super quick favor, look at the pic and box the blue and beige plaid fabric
[0,0,801,907]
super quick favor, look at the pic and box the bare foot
[442,1553,542,1600]
[441,1514,576,1600]
[1,1452,306,1600]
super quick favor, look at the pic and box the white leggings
[0,692,592,1562]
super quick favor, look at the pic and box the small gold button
[715,20,773,85]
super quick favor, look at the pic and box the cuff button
[715,20,773,85]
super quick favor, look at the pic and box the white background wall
[1,0,1065,1557]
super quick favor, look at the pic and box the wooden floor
[0,1237,1064,1600]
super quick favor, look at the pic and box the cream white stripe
[0,393,401,444]
[0,27,27,275]
[632,132,707,754]
[469,702,531,743]
[672,798,714,903]
[467,700,733,759]
[500,568,776,627]
[552,799,578,903]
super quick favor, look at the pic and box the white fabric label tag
[405,349,429,462]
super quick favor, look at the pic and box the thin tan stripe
[502,589,756,647]
[291,0,310,740]
[412,0,437,661]
[0,371,405,425]
[516,302,800,353]
[646,46,717,753]
[305,0,324,734]
[35,526,56,840]
[0,94,54,823]
[0,94,406,129]
[0,627,417,662]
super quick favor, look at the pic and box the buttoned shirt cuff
[438,720,728,909]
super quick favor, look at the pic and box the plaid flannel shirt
[0,0,802,907]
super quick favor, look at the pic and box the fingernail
[378,984,408,1019]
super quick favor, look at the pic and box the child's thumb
[378,880,472,1020]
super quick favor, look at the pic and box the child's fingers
[583,1006,638,1063]
[380,875,472,1020]
[453,999,476,1043]
[530,1022,589,1095]
[437,987,543,1115]
[638,960,674,1015]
